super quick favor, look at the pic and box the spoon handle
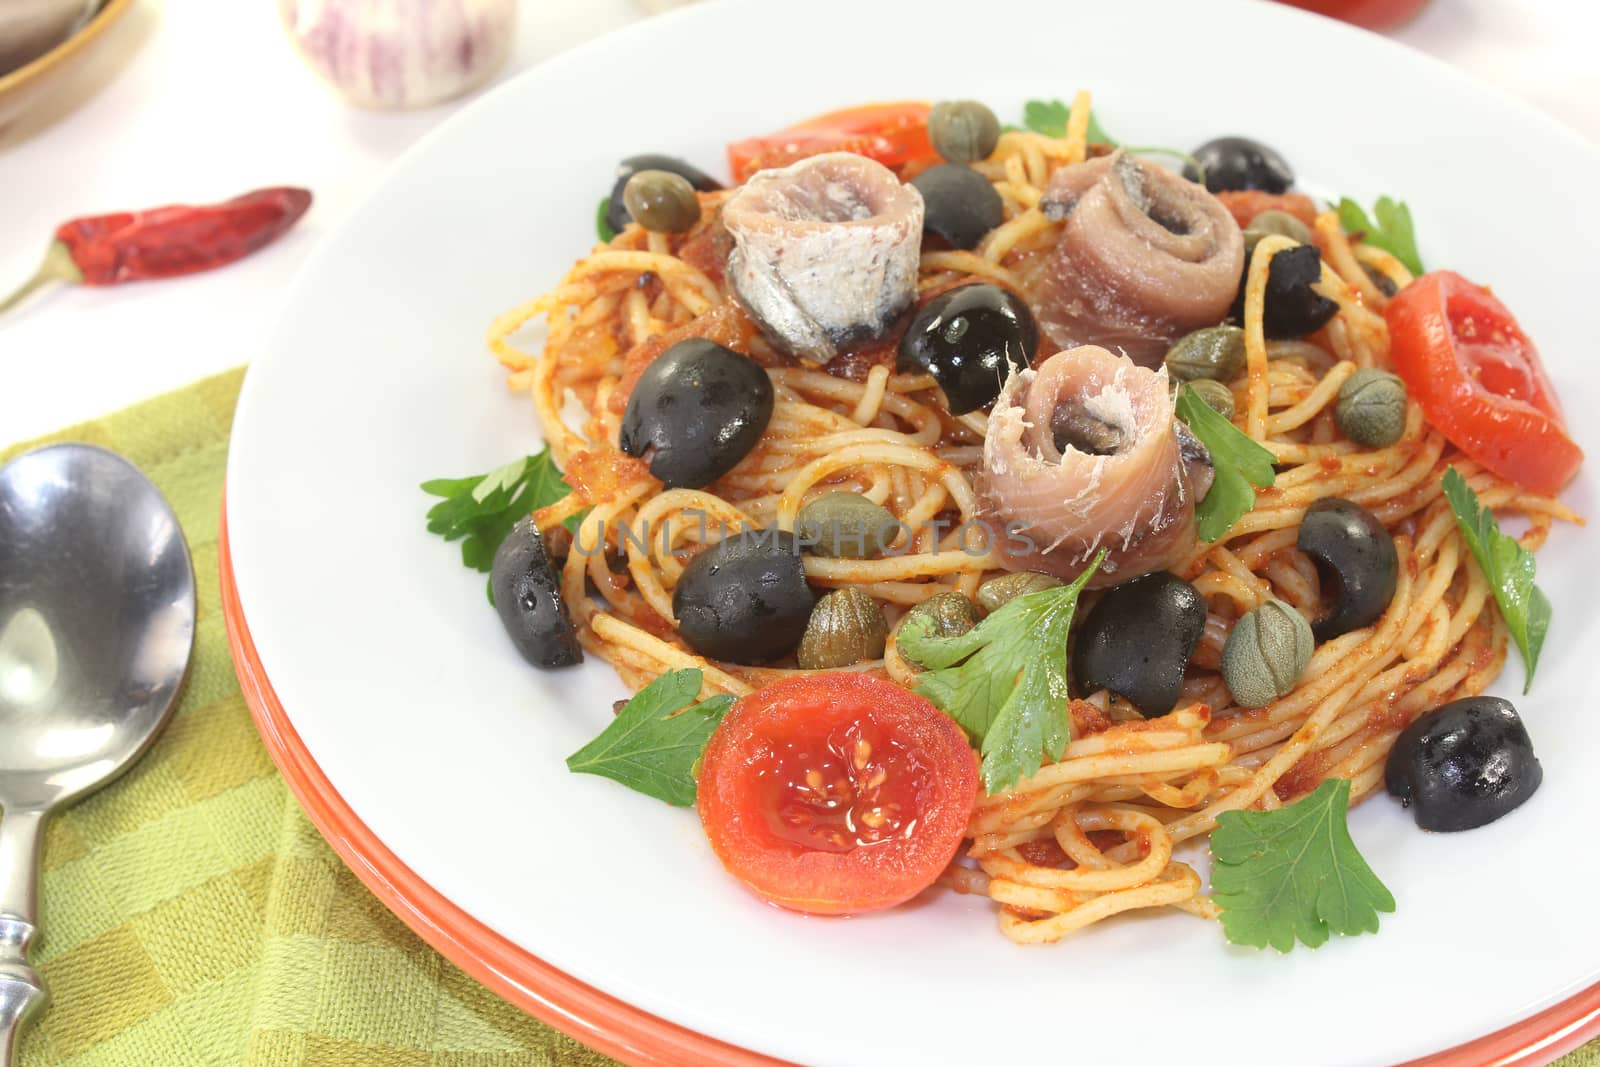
[0,807,47,1066]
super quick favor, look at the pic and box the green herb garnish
[898,550,1104,794]
[1441,467,1551,692]
[421,446,579,573]
[1021,98,1118,146]
[1336,196,1423,276]
[1211,778,1396,951]
[596,197,617,243]
[566,668,734,806]
[1175,384,1276,542]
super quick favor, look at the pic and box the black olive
[606,154,722,234]
[1182,136,1294,194]
[1386,696,1542,831]
[1229,243,1338,339]
[1263,244,1339,338]
[619,339,774,489]
[673,531,814,664]
[1072,572,1206,717]
[1296,497,1398,641]
[1363,263,1400,298]
[897,283,1039,415]
[490,517,582,669]
[910,164,1004,251]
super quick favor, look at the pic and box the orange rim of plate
[219,496,1600,1067]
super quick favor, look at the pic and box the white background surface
[1,0,1598,443]
[218,2,1600,1064]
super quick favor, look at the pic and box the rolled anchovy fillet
[1032,151,1244,368]
[978,344,1212,587]
[722,152,924,362]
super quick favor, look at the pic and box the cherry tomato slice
[726,102,937,184]
[1386,270,1582,496]
[697,673,978,915]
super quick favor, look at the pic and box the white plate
[226,2,1600,1063]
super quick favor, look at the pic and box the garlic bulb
[279,0,517,110]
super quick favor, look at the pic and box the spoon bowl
[0,443,195,1064]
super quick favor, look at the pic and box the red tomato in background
[726,102,938,183]
[1276,0,1429,30]
[696,673,978,915]
[1386,270,1582,496]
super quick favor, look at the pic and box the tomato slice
[726,102,937,184]
[696,673,978,915]
[1386,270,1582,496]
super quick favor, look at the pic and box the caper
[976,571,1062,613]
[1187,378,1236,420]
[797,588,888,670]
[622,169,701,233]
[606,155,721,235]
[1164,325,1246,383]
[1335,368,1407,448]
[928,100,1001,164]
[1243,209,1313,251]
[899,590,980,640]
[795,492,899,559]
[1221,598,1314,708]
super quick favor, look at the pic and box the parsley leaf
[1336,196,1423,277]
[1211,778,1396,951]
[1175,384,1276,542]
[421,446,579,574]
[1441,468,1551,692]
[1021,99,1118,146]
[1021,99,1067,136]
[596,197,616,242]
[898,550,1105,794]
[565,668,734,806]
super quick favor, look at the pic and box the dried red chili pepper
[1,187,313,315]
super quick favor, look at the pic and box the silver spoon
[0,444,195,1065]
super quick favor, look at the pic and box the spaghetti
[486,92,1575,944]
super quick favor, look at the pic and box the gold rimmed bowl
[0,0,135,132]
